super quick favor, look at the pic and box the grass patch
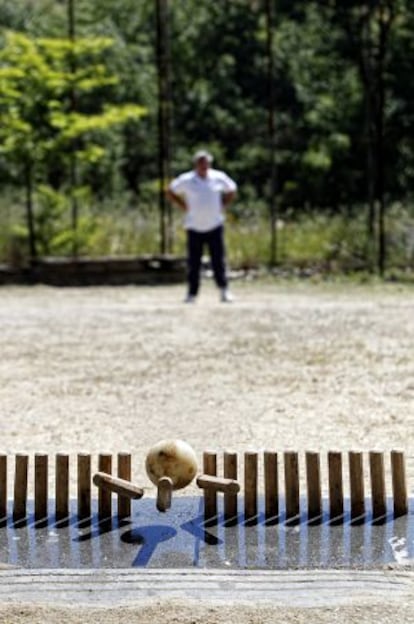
[0,188,413,278]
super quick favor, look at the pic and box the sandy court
[0,279,413,494]
[0,279,413,622]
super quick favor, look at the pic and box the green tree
[331,0,403,274]
[0,30,146,260]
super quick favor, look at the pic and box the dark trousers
[187,226,227,296]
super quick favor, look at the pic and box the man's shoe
[220,289,234,303]
[184,294,197,303]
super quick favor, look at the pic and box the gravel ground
[0,279,413,622]
[0,599,413,624]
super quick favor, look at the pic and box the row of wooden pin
[201,449,409,523]
[0,453,133,522]
[0,450,409,524]
[0,451,220,522]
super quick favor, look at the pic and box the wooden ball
[145,439,198,490]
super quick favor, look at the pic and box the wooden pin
[0,454,6,519]
[223,451,238,522]
[117,452,132,519]
[93,472,144,500]
[156,476,173,512]
[244,451,258,520]
[391,450,408,517]
[328,451,344,521]
[284,451,299,521]
[34,453,48,521]
[203,451,217,522]
[197,474,240,495]
[98,453,112,520]
[369,451,386,519]
[264,451,278,521]
[55,453,69,521]
[77,453,91,520]
[13,454,29,522]
[306,451,322,520]
[244,451,258,522]
[349,451,365,520]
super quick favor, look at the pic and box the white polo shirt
[169,168,237,232]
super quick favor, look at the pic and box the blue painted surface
[0,497,412,569]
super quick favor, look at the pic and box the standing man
[166,150,237,303]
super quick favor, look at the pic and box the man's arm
[222,191,236,208]
[166,188,187,211]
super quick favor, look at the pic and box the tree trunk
[362,13,376,252]
[366,91,376,249]
[68,0,78,257]
[265,0,278,267]
[376,1,395,277]
[355,2,394,276]
[25,161,37,263]
[156,0,172,254]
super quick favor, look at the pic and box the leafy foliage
[0,0,413,271]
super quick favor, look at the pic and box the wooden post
[35,453,48,521]
[244,451,258,522]
[203,451,217,522]
[55,453,69,521]
[77,453,91,520]
[223,451,238,523]
[349,451,365,520]
[306,451,322,520]
[284,451,299,521]
[369,451,386,519]
[13,454,29,522]
[391,450,407,517]
[98,453,112,520]
[0,454,6,519]
[117,452,132,519]
[264,451,278,521]
[328,451,344,520]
